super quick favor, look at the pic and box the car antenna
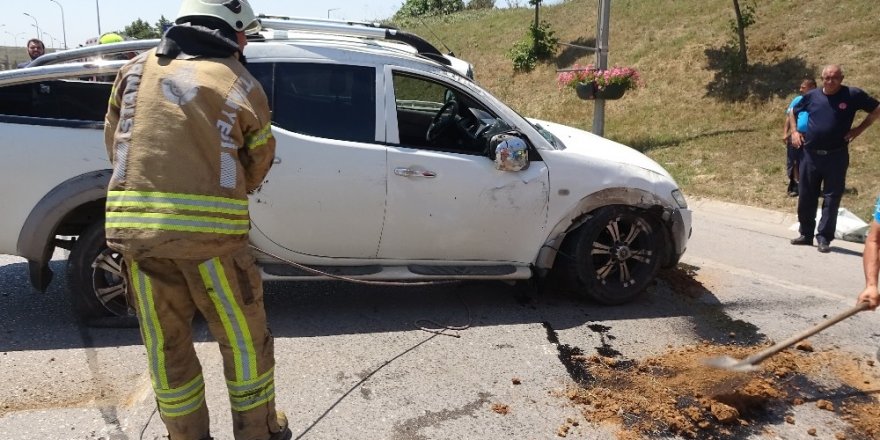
[418,17,456,57]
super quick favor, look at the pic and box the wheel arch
[535,187,680,274]
[17,170,111,291]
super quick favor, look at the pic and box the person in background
[789,65,880,253]
[99,32,125,45]
[16,38,45,68]
[857,198,880,310]
[782,78,817,197]
[91,33,133,81]
[103,0,288,439]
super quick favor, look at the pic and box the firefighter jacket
[104,35,275,260]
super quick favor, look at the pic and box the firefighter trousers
[125,248,281,440]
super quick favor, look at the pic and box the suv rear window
[272,63,376,143]
[0,80,111,123]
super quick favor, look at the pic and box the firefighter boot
[269,410,292,440]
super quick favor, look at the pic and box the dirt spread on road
[556,343,879,439]
[552,265,880,439]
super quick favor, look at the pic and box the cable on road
[140,406,157,440]
[414,290,473,338]
[295,331,442,439]
[135,248,475,438]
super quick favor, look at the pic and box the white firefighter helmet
[176,0,261,33]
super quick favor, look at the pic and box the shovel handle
[742,302,870,366]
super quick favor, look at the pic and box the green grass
[396,0,880,220]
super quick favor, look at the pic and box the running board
[259,264,531,281]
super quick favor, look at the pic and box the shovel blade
[703,355,761,373]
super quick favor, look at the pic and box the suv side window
[273,63,376,143]
[392,72,499,156]
[0,80,111,124]
[246,62,274,111]
[393,74,447,148]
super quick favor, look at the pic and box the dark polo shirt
[793,86,879,151]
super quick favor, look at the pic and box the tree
[730,0,756,71]
[122,18,161,40]
[395,0,465,19]
[529,0,541,28]
[508,0,557,72]
[155,15,172,36]
[466,0,495,10]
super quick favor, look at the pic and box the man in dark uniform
[789,64,880,253]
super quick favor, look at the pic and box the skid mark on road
[391,392,492,440]
[75,324,129,440]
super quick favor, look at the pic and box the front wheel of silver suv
[560,206,662,305]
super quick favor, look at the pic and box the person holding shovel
[857,199,880,310]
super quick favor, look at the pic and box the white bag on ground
[788,208,869,243]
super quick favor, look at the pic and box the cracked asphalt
[1,197,878,439]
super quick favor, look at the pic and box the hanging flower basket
[596,83,627,100]
[574,82,628,100]
[558,64,642,100]
[575,82,595,99]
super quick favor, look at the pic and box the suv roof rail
[257,15,452,67]
[27,40,160,68]
[259,14,384,28]
[0,60,128,87]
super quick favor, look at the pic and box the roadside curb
[688,196,865,251]
[689,197,799,227]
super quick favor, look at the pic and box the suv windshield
[530,121,566,150]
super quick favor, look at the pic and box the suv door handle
[394,167,436,178]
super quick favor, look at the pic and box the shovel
[704,301,870,372]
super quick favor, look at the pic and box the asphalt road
[1,198,878,439]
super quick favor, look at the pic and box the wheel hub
[91,249,131,316]
[612,243,633,261]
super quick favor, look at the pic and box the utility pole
[41,31,56,49]
[592,0,611,136]
[49,0,68,49]
[96,0,102,36]
[1,26,7,69]
[6,31,23,47]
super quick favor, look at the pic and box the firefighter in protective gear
[103,1,289,439]
[99,32,125,45]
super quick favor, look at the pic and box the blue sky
[1,0,562,50]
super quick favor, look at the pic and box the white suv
[0,17,691,323]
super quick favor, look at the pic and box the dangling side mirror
[489,133,530,172]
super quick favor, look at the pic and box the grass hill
[397,0,880,220]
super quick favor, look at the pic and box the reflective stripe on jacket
[104,49,275,259]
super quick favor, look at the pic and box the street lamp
[49,0,68,49]
[23,13,40,39]
[41,31,56,49]
[96,0,102,36]
[327,8,340,19]
[6,31,27,47]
